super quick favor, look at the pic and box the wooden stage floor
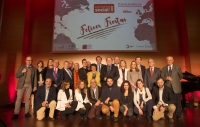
[0,106,199,127]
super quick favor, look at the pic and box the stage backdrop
[53,0,157,52]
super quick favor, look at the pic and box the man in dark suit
[144,58,161,92]
[161,56,183,119]
[62,61,74,91]
[100,57,119,87]
[135,56,146,80]
[69,60,74,72]
[11,56,37,120]
[152,77,176,122]
[96,56,106,72]
[35,78,57,120]
[46,60,63,89]
[78,59,90,84]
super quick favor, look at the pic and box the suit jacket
[144,67,161,91]
[37,69,46,85]
[62,68,74,90]
[161,65,183,93]
[56,89,73,111]
[120,91,133,109]
[152,85,175,106]
[15,65,37,89]
[100,64,119,86]
[75,89,91,111]
[87,86,102,105]
[140,65,146,80]
[87,71,101,87]
[96,64,106,72]
[46,68,63,89]
[35,85,57,111]
[117,68,129,87]
[78,67,89,84]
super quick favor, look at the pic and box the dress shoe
[147,115,152,122]
[48,117,55,121]
[114,117,118,121]
[135,115,140,120]
[169,118,174,122]
[106,115,110,120]
[25,113,31,118]
[177,116,181,120]
[11,114,18,120]
[96,115,102,120]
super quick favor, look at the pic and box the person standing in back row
[161,56,183,119]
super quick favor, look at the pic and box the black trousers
[78,103,92,116]
[134,99,153,116]
[60,101,78,116]
[174,92,182,117]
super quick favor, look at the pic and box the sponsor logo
[94,4,114,13]
[123,10,132,13]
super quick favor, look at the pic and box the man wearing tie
[135,56,146,80]
[62,61,74,92]
[100,57,119,87]
[46,60,63,89]
[11,56,37,120]
[161,56,183,119]
[144,58,161,92]
[96,56,105,72]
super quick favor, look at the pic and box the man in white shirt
[152,77,176,122]
[96,56,105,72]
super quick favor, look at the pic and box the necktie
[68,69,72,77]
[98,65,100,72]
[150,68,154,76]
[53,68,57,79]
[168,66,172,76]
[107,66,111,74]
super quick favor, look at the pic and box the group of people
[11,55,183,122]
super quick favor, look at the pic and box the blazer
[62,68,74,90]
[87,86,102,105]
[134,87,152,109]
[37,69,46,85]
[117,68,129,87]
[120,91,133,109]
[35,85,57,111]
[46,68,63,88]
[78,67,89,84]
[56,89,73,111]
[87,71,101,87]
[152,85,175,106]
[140,65,146,81]
[75,89,91,111]
[15,65,37,89]
[100,64,119,86]
[161,65,183,93]
[96,64,106,72]
[144,67,161,91]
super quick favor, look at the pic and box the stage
[0,106,199,127]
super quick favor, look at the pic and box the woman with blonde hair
[56,80,78,119]
[117,60,129,87]
[75,80,92,119]
[127,61,142,91]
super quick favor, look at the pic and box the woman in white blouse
[133,79,153,121]
[75,80,92,119]
[117,60,129,87]
[56,80,78,119]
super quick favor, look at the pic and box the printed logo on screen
[126,45,134,49]
[94,4,114,13]
[123,10,132,13]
